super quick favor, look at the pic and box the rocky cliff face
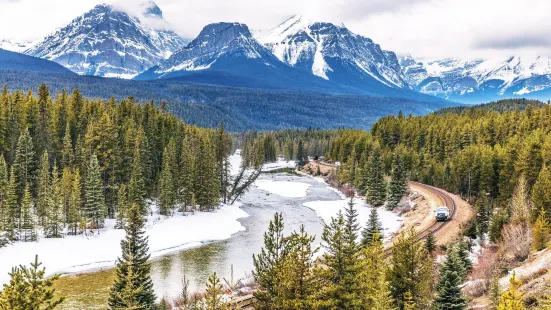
[25,2,186,78]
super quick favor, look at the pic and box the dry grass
[54,269,116,310]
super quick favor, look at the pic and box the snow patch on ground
[303,198,402,240]
[262,159,296,172]
[255,180,311,198]
[0,204,249,285]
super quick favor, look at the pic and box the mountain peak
[141,1,163,18]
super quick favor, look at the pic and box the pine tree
[45,163,64,238]
[116,184,129,230]
[84,154,105,228]
[434,249,467,310]
[361,208,383,247]
[388,228,435,309]
[0,255,64,309]
[532,165,551,219]
[425,230,437,255]
[403,291,416,310]
[61,123,73,168]
[205,272,224,310]
[296,140,305,166]
[13,127,35,198]
[67,169,81,235]
[388,154,407,209]
[489,271,501,308]
[194,137,219,211]
[278,225,317,310]
[456,242,472,278]
[357,234,395,310]
[365,148,386,207]
[476,201,489,241]
[314,210,360,309]
[4,167,17,241]
[532,208,550,251]
[496,272,524,310]
[128,146,146,215]
[19,185,37,242]
[0,155,8,242]
[253,212,288,309]
[158,147,175,216]
[179,136,195,208]
[37,151,50,224]
[108,204,155,309]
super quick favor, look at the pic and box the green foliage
[205,272,224,310]
[388,154,408,209]
[497,272,525,310]
[0,255,64,309]
[361,207,383,247]
[84,155,105,228]
[425,230,437,255]
[388,228,435,309]
[532,208,550,251]
[434,249,467,310]
[365,148,386,207]
[108,204,156,309]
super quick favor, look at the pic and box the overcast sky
[0,0,549,60]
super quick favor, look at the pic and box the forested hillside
[0,83,262,245]
[435,98,546,115]
[0,69,454,131]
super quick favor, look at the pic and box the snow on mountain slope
[257,15,410,90]
[400,55,551,102]
[0,40,35,53]
[25,2,186,79]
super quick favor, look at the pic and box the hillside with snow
[400,55,551,103]
[25,1,186,79]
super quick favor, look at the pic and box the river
[148,172,339,299]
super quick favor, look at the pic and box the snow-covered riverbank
[0,203,249,285]
[303,198,403,240]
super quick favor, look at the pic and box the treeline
[239,129,338,165]
[435,98,546,115]
[0,84,238,245]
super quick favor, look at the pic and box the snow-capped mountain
[257,15,410,91]
[0,40,35,53]
[140,22,277,78]
[400,55,551,103]
[25,2,186,79]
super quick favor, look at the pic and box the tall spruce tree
[532,165,551,219]
[116,184,129,230]
[278,225,317,310]
[357,233,395,310]
[158,147,175,216]
[84,155,105,228]
[532,208,550,251]
[365,148,386,207]
[388,154,408,209]
[388,228,435,309]
[361,208,383,247]
[45,163,64,238]
[425,230,437,255]
[253,212,288,309]
[193,137,219,211]
[37,151,50,223]
[434,249,467,310]
[4,167,17,241]
[13,127,35,198]
[0,155,8,242]
[67,169,81,235]
[128,146,146,215]
[61,123,73,168]
[108,204,155,309]
[19,185,37,242]
[179,136,195,208]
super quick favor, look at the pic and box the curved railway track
[384,181,457,256]
[232,182,459,309]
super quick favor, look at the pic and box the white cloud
[0,0,550,60]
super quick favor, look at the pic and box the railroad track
[232,182,457,308]
[384,181,457,256]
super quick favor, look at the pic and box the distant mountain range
[400,55,551,104]
[1,1,549,106]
